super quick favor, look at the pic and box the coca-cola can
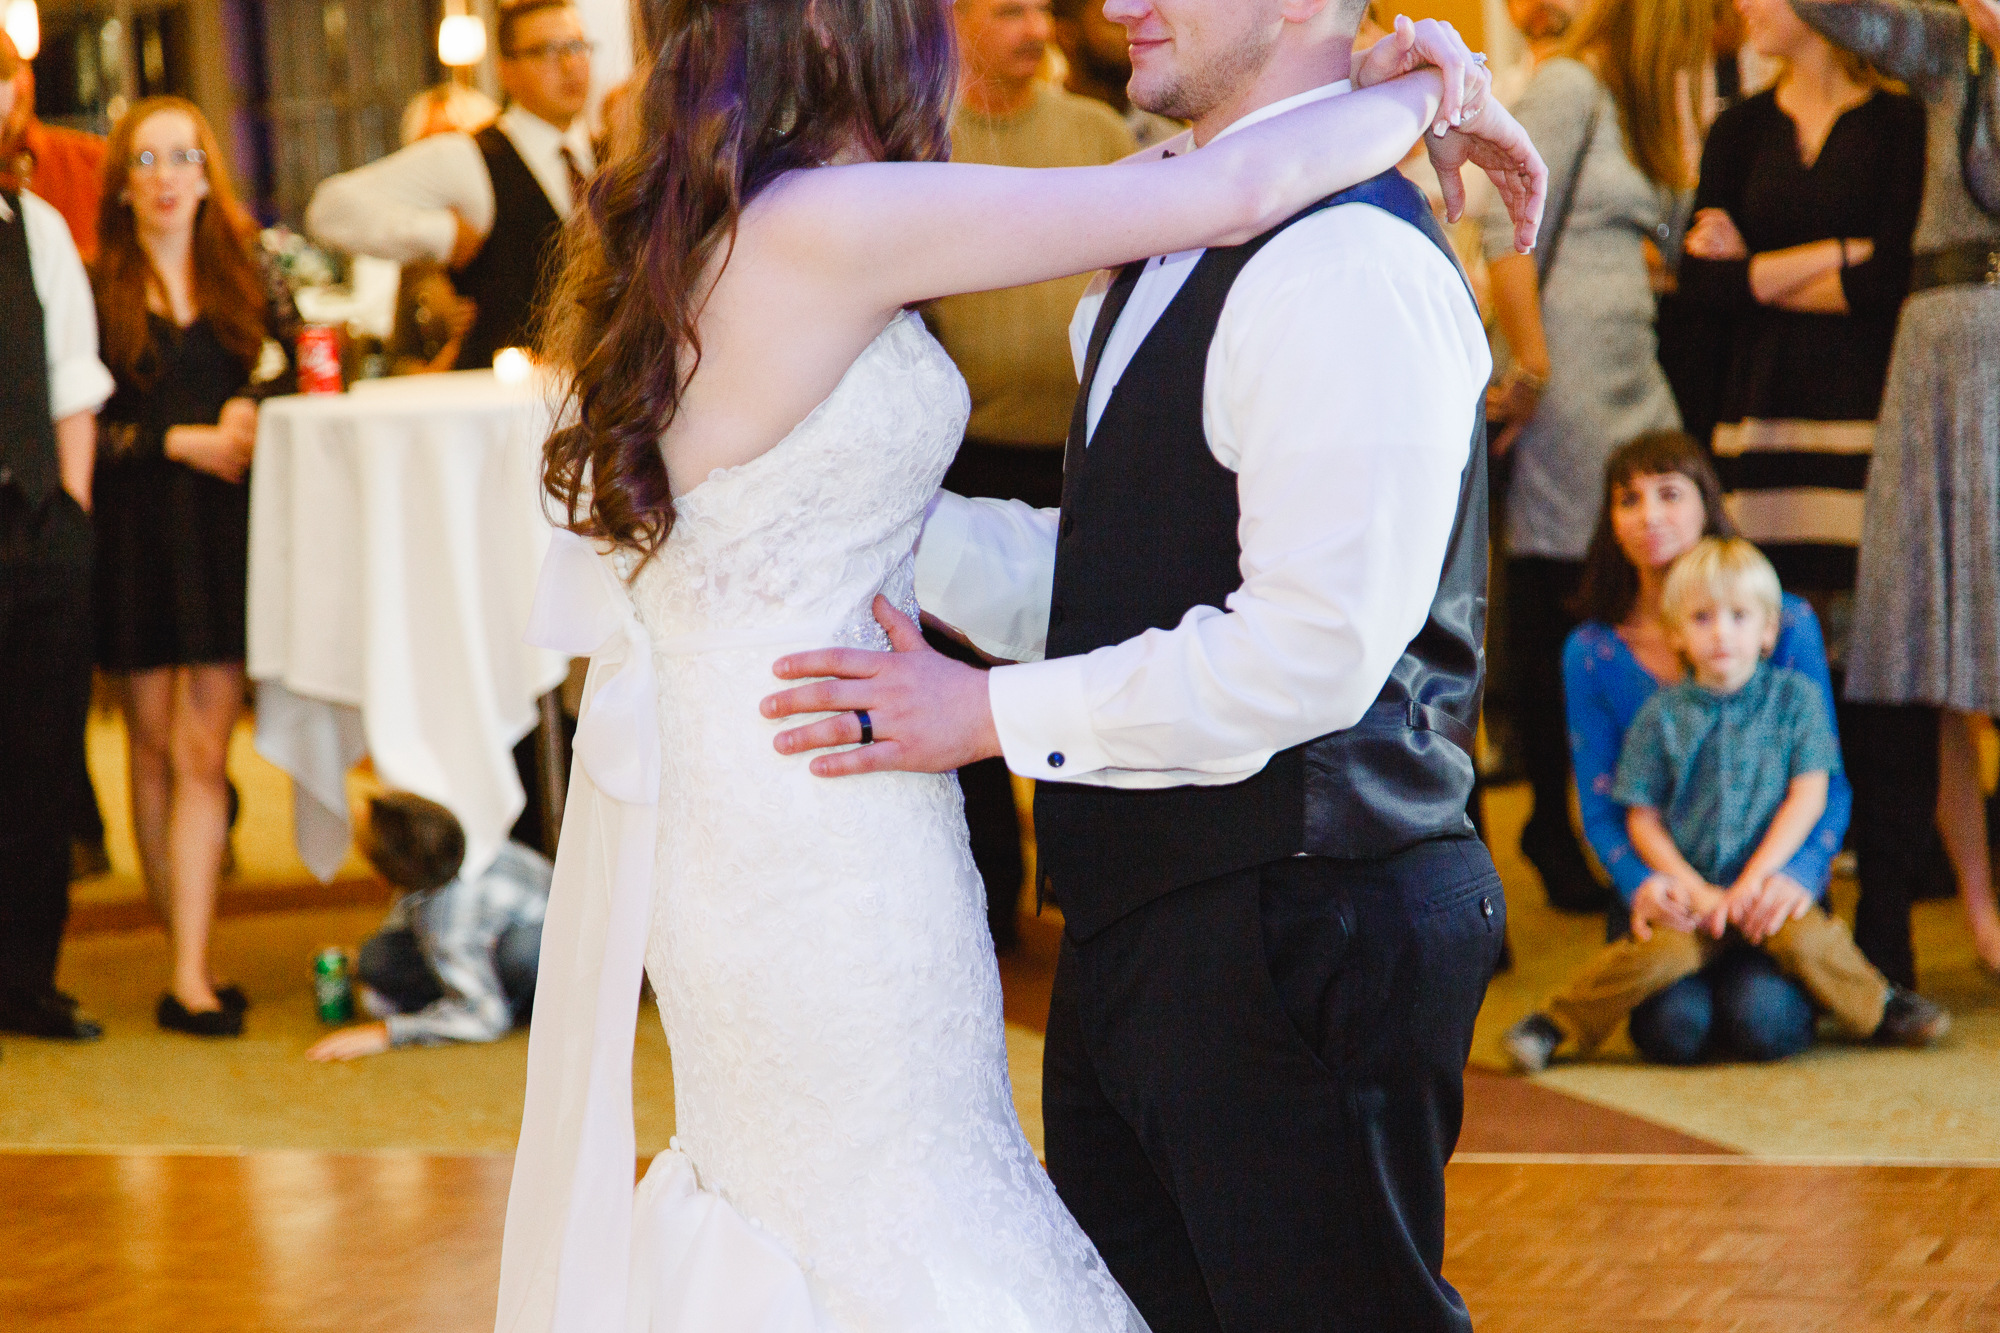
[298,324,343,394]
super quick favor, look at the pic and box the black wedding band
[856,710,874,745]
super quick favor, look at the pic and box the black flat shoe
[157,993,243,1037]
[214,984,250,1015]
[0,987,104,1041]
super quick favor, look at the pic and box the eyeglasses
[507,38,594,62]
[130,148,207,173]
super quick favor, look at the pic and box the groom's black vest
[1033,171,1489,941]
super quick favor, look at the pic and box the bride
[498,1,1544,1329]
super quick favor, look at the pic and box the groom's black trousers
[1043,836,1504,1333]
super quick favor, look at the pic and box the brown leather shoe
[1874,988,1949,1047]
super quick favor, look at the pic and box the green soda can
[314,947,354,1024]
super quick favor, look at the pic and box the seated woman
[1562,431,1852,1063]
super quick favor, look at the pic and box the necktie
[561,147,588,215]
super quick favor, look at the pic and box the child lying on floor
[1506,538,1948,1071]
[306,791,549,1061]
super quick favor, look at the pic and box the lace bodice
[629,311,970,647]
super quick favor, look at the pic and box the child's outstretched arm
[1712,771,1831,940]
[1625,807,1726,940]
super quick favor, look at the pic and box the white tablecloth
[246,370,570,882]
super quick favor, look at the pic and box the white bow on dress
[496,528,823,1333]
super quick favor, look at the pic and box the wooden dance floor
[5,1151,1997,1331]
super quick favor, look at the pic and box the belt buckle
[1986,253,2000,285]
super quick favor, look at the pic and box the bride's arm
[749,69,1537,318]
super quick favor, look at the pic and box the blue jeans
[1628,944,1816,1064]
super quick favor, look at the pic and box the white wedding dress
[499,312,1146,1333]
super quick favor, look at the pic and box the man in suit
[0,32,116,1039]
[764,2,1540,1327]
[306,0,595,373]
[0,32,117,881]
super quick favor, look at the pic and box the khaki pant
[1546,907,1890,1054]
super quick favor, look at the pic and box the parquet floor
[1447,1160,2000,1332]
[5,1152,1996,1331]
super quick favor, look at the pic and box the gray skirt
[1847,283,2000,711]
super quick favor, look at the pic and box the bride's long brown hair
[539,0,957,556]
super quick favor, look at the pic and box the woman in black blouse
[1680,0,1924,606]
[91,98,298,1037]
[1678,0,1930,986]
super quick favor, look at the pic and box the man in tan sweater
[926,0,1135,949]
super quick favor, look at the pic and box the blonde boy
[1506,539,1947,1070]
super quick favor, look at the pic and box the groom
[764,1,1530,1328]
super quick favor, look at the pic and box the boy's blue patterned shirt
[1612,662,1843,886]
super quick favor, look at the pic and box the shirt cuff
[988,657,1108,781]
[49,356,114,422]
[912,489,969,613]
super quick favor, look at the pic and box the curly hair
[538,0,957,560]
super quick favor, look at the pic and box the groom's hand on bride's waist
[762,596,1004,778]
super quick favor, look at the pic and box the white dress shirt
[304,104,596,265]
[7,190,113,421]
[913,81,1492,788]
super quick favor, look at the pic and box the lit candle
[493,346,534,384]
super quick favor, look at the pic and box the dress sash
[496,529,832,1333]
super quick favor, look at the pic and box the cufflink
[1047,752,1065,769]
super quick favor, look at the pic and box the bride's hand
[763,597,1003,777]
[1352,15,1543,240]
[1429,95,1548,252]
[1353,15,1487,137]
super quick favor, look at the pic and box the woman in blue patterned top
[1562,431,1851,1062]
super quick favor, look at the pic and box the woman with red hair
[89,97,298,1038]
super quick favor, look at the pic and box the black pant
[1044,839,1505,1333]
[936,437,1066,947]
[1504,556,1585,847]
[0,486,93,994]
[356,923,542,1028]
[1841,701,1939,990]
